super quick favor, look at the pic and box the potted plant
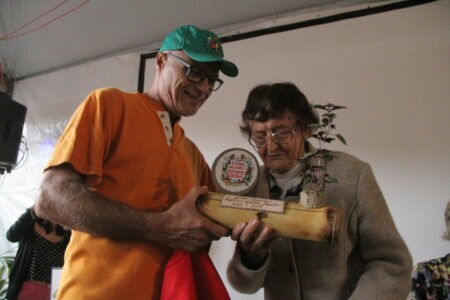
[299,103,347,208]
[0,247,16,299]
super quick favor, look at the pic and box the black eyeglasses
[249,128,297,149]
[166,52,223,91]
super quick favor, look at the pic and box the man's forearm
[34,165,229,252]
[34,166,160,241]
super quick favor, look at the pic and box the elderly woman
[227,82,412,300]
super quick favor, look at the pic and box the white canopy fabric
[0,0,396,79]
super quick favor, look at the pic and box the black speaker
[0,92,27,174]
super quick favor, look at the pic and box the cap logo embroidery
[205,36,223,55]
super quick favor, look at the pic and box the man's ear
[155,52,167,71]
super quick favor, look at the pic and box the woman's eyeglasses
[249,128,297,148]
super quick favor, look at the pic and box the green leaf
[313,104,326,110]
[321,118,330,126]
[336,134,347,145]
[0,281,6,295]
[328,113,336,119]
[323,154,335,161]
[308,123,321,129]
[324,175,338,183]
[301,152,315,160]
[331,105,347,110]
[317,190,327,196]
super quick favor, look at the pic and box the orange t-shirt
[47,88,214,299]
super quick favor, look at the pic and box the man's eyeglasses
[249,128,297,148]
[166,52,223,91]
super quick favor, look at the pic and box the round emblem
[211,148,260,195]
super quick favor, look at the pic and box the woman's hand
[231,218,278,269]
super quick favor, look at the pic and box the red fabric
[18,281,50,300]
[160,248,230,300]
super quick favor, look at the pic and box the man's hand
[35,165,229,252]
[153,186,230,252]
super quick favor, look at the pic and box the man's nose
[195,77,211,93]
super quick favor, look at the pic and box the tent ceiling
[1,0,394,79]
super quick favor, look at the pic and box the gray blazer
[227,151,412,299]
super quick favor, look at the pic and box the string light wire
[0,0,92,41]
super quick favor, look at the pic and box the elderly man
[35,25,237,299]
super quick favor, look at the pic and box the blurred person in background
[6,206,70,300]
[408,201,450,300]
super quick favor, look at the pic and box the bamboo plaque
[197,191,340,243]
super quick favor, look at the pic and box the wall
[185,2,450,297]
[0,53,141,252]
[2,1,449,299]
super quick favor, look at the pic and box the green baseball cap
[159,25,238,77]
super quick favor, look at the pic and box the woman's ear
[302,128,311,140]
